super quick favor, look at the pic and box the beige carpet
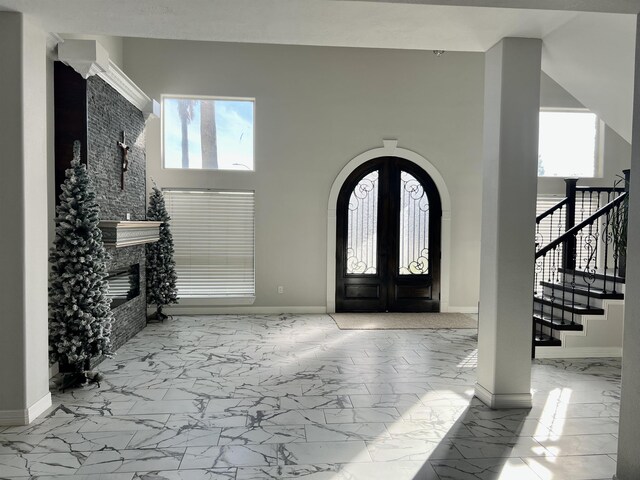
[330,312,477,330]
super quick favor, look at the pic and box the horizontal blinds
[164,189,255,298]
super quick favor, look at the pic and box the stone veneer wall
[86,75,147,352]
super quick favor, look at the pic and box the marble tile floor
[0,314,621,479]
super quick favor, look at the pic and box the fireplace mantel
[99,220,162,248]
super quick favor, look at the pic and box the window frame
[161,93,256,173]
[538,107,604,179]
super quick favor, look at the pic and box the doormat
[330,312,477,330]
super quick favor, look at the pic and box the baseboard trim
[442,306,478,314]
[0,392,52,426]
[163,306,327,315]
[535,346,622,359]
[475,383,532,409]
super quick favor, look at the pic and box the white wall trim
[474,383,532,409]
[97,60,159,119]
[57,39,158,118]
[535,346,622,358]
[326,140,452,313]
[163,305,327,315]
[445,306,479,314]
[0,392,52,426]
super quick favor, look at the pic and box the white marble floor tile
[523,454,617,480]
[32,432,135,453]
[324,407,401,424]
[133,470,236,480]
[78,415,169,432]
[280,395,352,410]
[14,314,620,480]
[218,426,305,445]
[431,457,542,480]
[366,438,462,462]
[450,436,550,459]
[0,452,86,476]
[0,434,45,454]
[248,409,326,426]
[204,397,280,414]
[535,433,618,456]
[128,400,207,415]
[77,448,184,474]
[180,445,278,469]
[279,441,372,464]
[305,422,389,442]
[127,427,221,449]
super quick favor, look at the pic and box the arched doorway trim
[327,140,452,312]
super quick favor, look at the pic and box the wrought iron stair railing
[532,172,629,355]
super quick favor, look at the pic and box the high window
[164,189,255,300]
[163,96,255,171]
[538,110,600,178]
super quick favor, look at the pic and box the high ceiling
[0,0,635,51]
[1,0,637,142]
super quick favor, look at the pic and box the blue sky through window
[163,97,254,170]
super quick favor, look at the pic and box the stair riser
[541,287,604,309]
[533,304,585,325]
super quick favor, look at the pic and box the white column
[615,14,640,480]
[475,38,541,409]
[0,12,51,425]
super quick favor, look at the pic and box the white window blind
[164,189,255,299]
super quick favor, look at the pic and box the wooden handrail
[536,192,628,259]
[536,197,569,224]
[575,186,625,193]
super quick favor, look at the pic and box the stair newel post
[564,178,578,271]
[618,169,630,281]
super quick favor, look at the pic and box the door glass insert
[399,171,430,275]
[346,170,379,274]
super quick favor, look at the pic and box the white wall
[0,12,51,424]
[537,72,631,196]
[123,39,485,311]
[60,34,124,69]
[542,13,636,143]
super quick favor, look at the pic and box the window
[164,189,255,299]
[163,96,254,171]
[538,110,600,178]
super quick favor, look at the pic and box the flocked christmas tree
[146,185,178,320]
[49,141,113,383]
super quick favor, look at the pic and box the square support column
[0,12,51,425]
[615,14,640,480]
[475,38,541,409]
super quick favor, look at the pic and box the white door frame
[326,140,452,312]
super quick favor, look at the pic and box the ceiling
[1,0,637,142]
[0,0,633,51]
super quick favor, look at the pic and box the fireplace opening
[106,264,140,308]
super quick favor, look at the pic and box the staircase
[532,173,629,358]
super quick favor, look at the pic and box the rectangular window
[538,110,600,178]
[164,189,255,299]
[163,95,254,171]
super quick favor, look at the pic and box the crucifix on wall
[117,131,130,190]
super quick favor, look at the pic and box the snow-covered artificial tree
[146,185,178,320]
[49,141,113,386]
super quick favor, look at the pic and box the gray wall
[124,39,485,311]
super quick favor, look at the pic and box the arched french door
[336,157,442,312]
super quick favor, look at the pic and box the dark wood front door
[336,157,441,312]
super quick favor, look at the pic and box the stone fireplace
[54,59,153,353]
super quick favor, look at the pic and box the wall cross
[117,131,130,190]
